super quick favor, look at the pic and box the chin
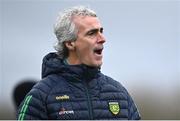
[93,62,103,67]
[85,62,102,68]
[84,59,102,67]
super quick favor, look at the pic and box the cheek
[77,42,93,53]
[75,46,94,62]
[78,46,92,57]
[75,39,95,58]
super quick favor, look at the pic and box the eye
[86,28,103,37]
[87,29,97,36]
[88,31,95,35]
[100,28,103,33]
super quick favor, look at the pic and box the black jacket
[17,53,141,120]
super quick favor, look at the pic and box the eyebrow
[85,27,103,35]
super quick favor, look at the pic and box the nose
[97,32,106,44]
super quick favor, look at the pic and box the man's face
[68,16,106,67]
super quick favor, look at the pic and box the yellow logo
[56,95,69,100]
[109,102,120,115]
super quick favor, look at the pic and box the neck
[66,54,81,65]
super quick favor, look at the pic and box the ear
[64,41,75,51]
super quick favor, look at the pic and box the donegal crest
[109,102,120,115]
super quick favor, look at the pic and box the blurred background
[0,0,180,119]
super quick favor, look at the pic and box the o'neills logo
[56,95,69,100]
[59,108,74,115]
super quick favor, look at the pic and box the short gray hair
[54,6,97,58]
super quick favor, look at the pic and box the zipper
[84,82,93,120]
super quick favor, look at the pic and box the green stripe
[18,95,32,121]
[21,96,32,120]
[18,96,30,120]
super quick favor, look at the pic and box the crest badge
[109,102,120,115]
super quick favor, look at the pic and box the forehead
[73,16,102,31]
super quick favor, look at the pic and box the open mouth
[94,47,103,55]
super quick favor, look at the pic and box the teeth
[93,46,103,55]
[94,47,103,51]
[94,49,102,55]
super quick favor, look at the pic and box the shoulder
[34,75,58,92]
[17,75,62,120]
[98,73,127,92]
[28,74,66,99]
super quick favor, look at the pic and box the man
[17,6,141,120]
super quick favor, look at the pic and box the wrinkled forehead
[72,15,101,31]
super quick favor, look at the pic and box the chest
[46,81,129,120]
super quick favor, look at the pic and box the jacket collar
[42,52,100,82]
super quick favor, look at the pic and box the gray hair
[54,6,97,58]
